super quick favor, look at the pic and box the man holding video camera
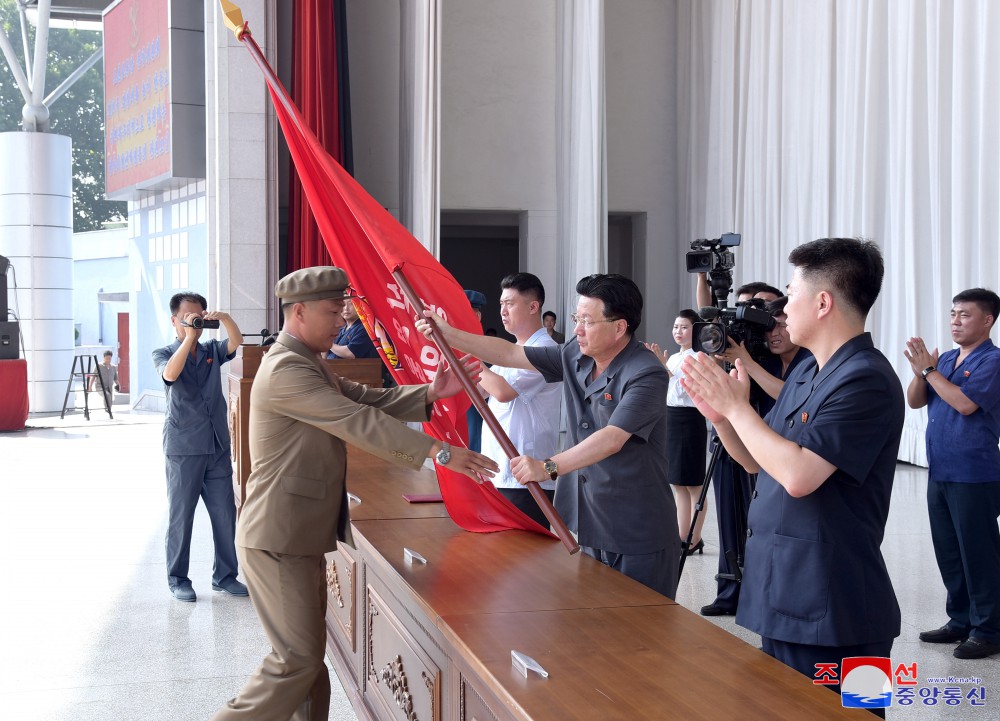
[694,269,782,616]
[153,292,246,603]
[683,238,903,696]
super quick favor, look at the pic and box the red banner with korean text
[259,58,549,536]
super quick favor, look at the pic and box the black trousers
[762,637,893,718]
[927,479,1000,642]
[497,486,555,529]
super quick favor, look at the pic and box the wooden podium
[227,346,862,721]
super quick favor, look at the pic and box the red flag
[246,34,550,538]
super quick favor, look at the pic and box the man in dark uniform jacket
[327,300,377,359]
[683,238,903,699]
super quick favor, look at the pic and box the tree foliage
[0,1,126,231]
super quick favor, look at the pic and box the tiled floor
[1,408,997,720]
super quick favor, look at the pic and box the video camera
[693,300,774,362]
[685,233,775,362]
[181,317,220,329]
[685,232,740,274]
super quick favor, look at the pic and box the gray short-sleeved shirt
[153,338,236,455]
[524,338,674,554]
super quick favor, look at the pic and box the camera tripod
[677,434,755,585]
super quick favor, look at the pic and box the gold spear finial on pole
[219,0,248,40]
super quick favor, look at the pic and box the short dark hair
[788,238,884,318]
[677,308,700,324]
[953,288,1000,321]
[575,273,643,335]
[736,281,783,299]
[766,296,789,316]
[542,310,557,321]
[500,272,545,305]
[169,292,207,315]
[103,350,113,357]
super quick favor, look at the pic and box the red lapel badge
[964,370,971,377]
[604,393,613,401]
[801,412,809,423]
[207,358,213,364]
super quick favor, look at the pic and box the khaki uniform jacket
[237,332,435,555]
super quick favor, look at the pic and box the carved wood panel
[460,676,501,721]
[226,383,245,511]
[325,545,357,654]
[364,585,441,721]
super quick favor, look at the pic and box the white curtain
[672,0,1000,465]
[556,0,607,325]
[399,0,441,255]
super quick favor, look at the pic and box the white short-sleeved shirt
[666,348,696,408]
[481,328,562,489]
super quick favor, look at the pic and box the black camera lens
[191,317,220,329]
[694,323,727,355]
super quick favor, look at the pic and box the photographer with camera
[714,296,812,412]
[686,235,783,616]
[697,282,781,617]
[152,292,246,603]
[682,238,903,701]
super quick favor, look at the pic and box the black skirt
[666,405,707,487]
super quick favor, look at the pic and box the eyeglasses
[571,313,621,328]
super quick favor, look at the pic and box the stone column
[0,131,73,412]
[207,0,276,336]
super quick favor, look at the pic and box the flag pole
[392,269,579,554]
[220,2,579,555]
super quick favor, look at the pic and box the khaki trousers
[212,547,330,721]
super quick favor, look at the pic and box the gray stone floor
[0,407,997,719]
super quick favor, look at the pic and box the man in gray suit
[213,267,497,721]
[418,273,678,599]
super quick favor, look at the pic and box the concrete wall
[605,0,682,346]
[345,0,401,217]
[343,1,681,345]
[440,0,557,212]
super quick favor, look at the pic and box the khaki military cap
[275,266,351,303]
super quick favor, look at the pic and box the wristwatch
[435,442,452,466]
[921,366,937,380]
[542,458,559,481]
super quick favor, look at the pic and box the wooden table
[324,449,861,721]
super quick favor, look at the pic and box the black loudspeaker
[0,253,8,321]
[0,321,19,360]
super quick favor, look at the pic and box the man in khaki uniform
[213,267,498,721]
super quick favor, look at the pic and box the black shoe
[919,624,968,644]
[683,539,705,556]
[212,579,249,597]
[171,584,197,602]
[700,602,737,616]
[954,638,1000,660]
